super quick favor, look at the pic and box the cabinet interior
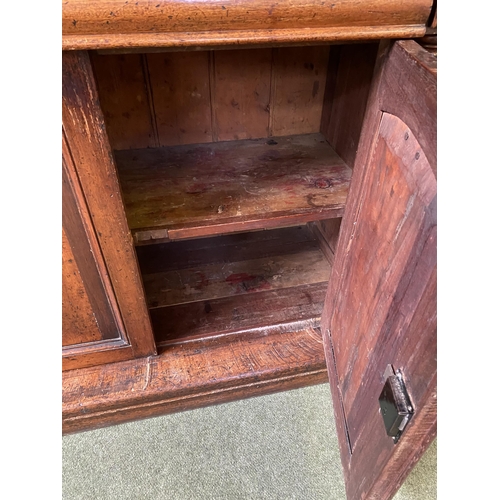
[90,42,378,349]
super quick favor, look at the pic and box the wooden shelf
[136,226,331,346]
[115,133,352,243]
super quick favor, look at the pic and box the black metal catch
[378,365,414,444]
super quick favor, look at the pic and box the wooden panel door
[321,40,436,500]
[62,51,156,371]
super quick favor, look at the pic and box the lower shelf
[135,226,331,347]
[62,327,328,434]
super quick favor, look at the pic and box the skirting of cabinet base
[62,327,328,434]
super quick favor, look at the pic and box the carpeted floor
[62,383,436,499]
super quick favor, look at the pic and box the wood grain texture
[62,51,157,363]
[62,0,433,50]
[63,133,139,370]
[321,43,378,169]
[93,46,330,150]
[90,53,157,150]
[136,225,319,274]
[378,40,437,173]
[115,134,352,243]
[136,226,331,345]
[213,49,272,141]
[62,153,122,346]
[147,51,213,146]
[320,40,436,500]
[62,229,103,346]
[309,219,342,265]
[338,113,436,446]
[62,327,328,434]
[143,248,329,308]
[151,283,328,346]
[271,46,329,136]
[319,46,341,141]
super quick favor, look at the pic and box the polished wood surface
[62,0,432,50]
[63,327,328,434]
[62,51,157,364]
[115,134,352,243]
[321,40,436,500]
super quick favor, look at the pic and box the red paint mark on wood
[194,271,208,290]
[314,178,332,189]
[225,273,271,292]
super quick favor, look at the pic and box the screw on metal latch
[415,152,420,160]
[404,132,409,141]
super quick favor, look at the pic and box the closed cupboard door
[321,40,436,500]
[62,51,156,370]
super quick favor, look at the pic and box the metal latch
[378,365,414,444]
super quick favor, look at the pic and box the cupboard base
[63,327,327,434]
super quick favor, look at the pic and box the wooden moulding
[115,133,352,243]
[62,327,328,434]
[62,0,432,50]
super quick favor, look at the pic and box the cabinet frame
[62,3,437,497]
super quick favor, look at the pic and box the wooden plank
[212,49,272,141]
[62,327,328,434]
[146,51,213,146]
[90,53,157,150]
[271,46,330,136]
[309,219,342,265]
[63,0,433,50]
[115,133,352,243]
[320,46,341,139]
[143,248,330,308]
[151,283,328,346]
[321,43,379,169]
[136,226,319,275]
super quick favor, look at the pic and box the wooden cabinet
[62,2,436,498]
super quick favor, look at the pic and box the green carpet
[62,383,436,499]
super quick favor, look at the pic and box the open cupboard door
[321,40,436,500]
